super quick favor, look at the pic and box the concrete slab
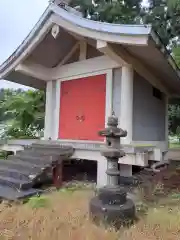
[0,185,42,201]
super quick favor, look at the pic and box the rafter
[114,45,170,95]
[96,40,127,66]
[56,42,80,67]
[15,62,52,81]
[15,43,80,81]
[79,40,87,61]
[97,40,170,95]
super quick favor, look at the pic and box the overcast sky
[0,0,49,89]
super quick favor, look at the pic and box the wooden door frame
[55,69,113,142]
[59,74,106,141]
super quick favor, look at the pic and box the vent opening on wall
[153,87,162,100]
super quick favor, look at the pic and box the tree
[168,98,180,136]
[0,89,5,122]
[142,0,180,67]
[70,0,143,23]
[0,89,45,139]
[173,46,180,67]
[0,89,17,123]
[70,0,180,49]
[141,1,179,46]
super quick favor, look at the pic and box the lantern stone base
[89,195,135,228]
[89,185,136,228]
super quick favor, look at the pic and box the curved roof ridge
[51,3,152,35]
[0,2,152,77]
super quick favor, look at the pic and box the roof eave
[0,3,152,79]
[150,29,180,88]
[1,2,179,91]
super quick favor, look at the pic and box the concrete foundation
[120,164,132,177]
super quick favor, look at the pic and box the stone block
[0,176,32,190]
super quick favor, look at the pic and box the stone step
[31,142,74,157]
[8,155,59,166]
[16,150,53,157]
[32,143,72,151]
[0,176,32,190]
[32,145,73,152]
[0,185,42,201]
[8,156,51,167]
[0,166,40,181]
[32,141,72,149]
[31,148,73,158]
[16,150,64,159]
[0,160,44,172]
[16,149,43,156]
[0,167,31,181]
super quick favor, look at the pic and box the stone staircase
[0,141,74,200]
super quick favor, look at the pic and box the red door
[59,74,106,141]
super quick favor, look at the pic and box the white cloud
[0,0,49,89]
[0,80,33,90]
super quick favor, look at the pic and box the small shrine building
[1,1,180,186]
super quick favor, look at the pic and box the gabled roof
[0,2,180,94]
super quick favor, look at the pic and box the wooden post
[53,163,63,189]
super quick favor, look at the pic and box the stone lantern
[89,114,135,227]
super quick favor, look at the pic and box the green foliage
[168,98,180,135]
[144,0,180,46]
[3,127,39,139]
[0,88,18,122]
[173,46,180,67]
[0,151,5,159]
[136,201,149,215]
[70,0,93,18]
[70,0,180,51]
[28,196,50,209]
[0,151,13,160]
[59,182,93,193]
[176,125,180,141]
[70,0,142,23]
[71,0,180,59]
[145,0,180,67]
[0,89,45,139]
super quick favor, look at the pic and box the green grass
[169,142,180,149]
[27,196,50,209]
[0,151,5,160]
[1,187,180,240]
